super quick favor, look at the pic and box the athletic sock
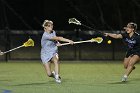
[124,75,127,78]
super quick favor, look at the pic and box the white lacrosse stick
[68,18,96,30]
[59,37,103,46]
[68,18,81,25]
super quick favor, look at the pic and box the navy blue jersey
[121,32,140,52]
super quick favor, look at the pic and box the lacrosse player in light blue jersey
[41,20,74,83]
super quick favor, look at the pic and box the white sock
[124,75,127,78]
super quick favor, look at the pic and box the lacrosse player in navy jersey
[105,22,140,82]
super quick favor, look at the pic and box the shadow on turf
[108,78,140,84]
[12,80,67,86]
[0,79,12,81]
[108,81,129,84]
[12,81,56,86]
[13,83,47,86]
[12,79,71,86]
[131,78,140,81]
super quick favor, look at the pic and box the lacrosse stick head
[91,37,103,43]
[23,38,34,47]
[0,50,4,55]
[68,18,81,25]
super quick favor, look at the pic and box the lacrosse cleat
[52,71,61,83]
[55,75,61,83]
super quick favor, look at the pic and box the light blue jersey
[41,30,58,64]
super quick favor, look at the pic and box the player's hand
[57,43,62,47]
[69,40,74,45]
[0,50,4,55]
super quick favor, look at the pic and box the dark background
[0,0,140,61]
[0,0,140,30]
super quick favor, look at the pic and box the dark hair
[128,22,137,31]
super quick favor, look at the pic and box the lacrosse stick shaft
[60,40,92,46]
[81,24,94,30]
[3,45,24,54]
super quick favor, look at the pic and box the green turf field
[0,61,140,93]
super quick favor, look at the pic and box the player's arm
[50,36,74,44]
[104,33,123,39]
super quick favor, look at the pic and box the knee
[127,63,134,68]
[53,60,59,64]
[53,55,59,63]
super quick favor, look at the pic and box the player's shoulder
[42,32,51,38]
[52,30,56,33]
[121,32,128,38]
[43,32,49,36]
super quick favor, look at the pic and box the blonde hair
[42,20,53,27]
[128,22,137,31]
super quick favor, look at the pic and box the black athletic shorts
[125,50,140,58]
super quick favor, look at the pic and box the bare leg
[51,54,59,75]
[44,62,53,77]
[123,56,132,69]
[51,54,61,83]
[124,55,140,76]
[122,55,140,82]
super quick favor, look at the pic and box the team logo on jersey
[125,38,136,48]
